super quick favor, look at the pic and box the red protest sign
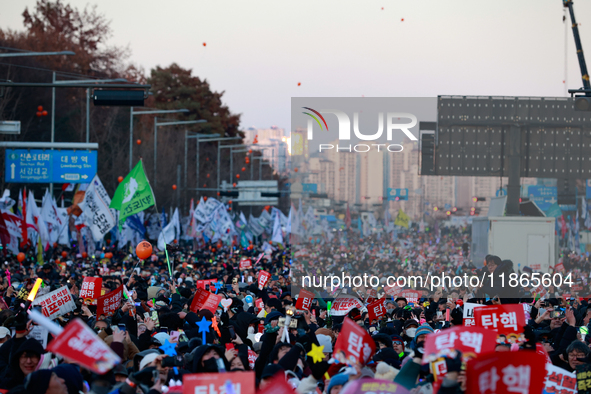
[256,373,295,394]
[239,258,252,270]
[190,287,223,314]
[247,349,257,370]
[196,279,217,291]
[258,270,271,290]
[423,326,497,363]
[384,285,402,296]
[32,286,76,320]
[466,351,546,394]
[96,285,123,318]
[367,298,387,322]
[182,371,255,394]
[79,277,102,301]
[333,317,376,366]
[295,289,315,311]
[398,289,421,304]
[47,318,120,374]
[555,262,565,272]
[331,295,364,317]
[255,298,264,311]
[474,304,526,336]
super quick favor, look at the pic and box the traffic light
[446,210,451,216]
[219,191,239,197]
[433,206,438,211]
[472,197,486,202]
[93,90,145,106]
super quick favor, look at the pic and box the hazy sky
[0,0,589,131]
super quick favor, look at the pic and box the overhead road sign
[527,186,557,211]
[5,149,97,183]
[387,188,409,201]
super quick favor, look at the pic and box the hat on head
[0,327,10,339]
[327,373,349,394]
[415,324,434,338]
[261,364,284,379]
[404,319,419,329]
[25,369,52,393]
[139,353,159,370]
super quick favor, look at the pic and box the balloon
[37,106,43,112]
[294,168,298,172]
[203,184,207,187]
[216,192,220,196]
[136,139,142,145]
[172,184,177,190]
[204,196,208,201]
[42,111,48,116]
[245,295,253,304]
[401,18,404,21]
[36,112,42,117]
[233,183,237,187]
[203,42,207,47]
[228,200,233,204]
[297,82,301,86]
[100,253,105,259]
[236,174,240,178]
[17,253,25,263]
[241,167,246,172]
[82,252,88,259]
[136,241,153,260]
[61,251,68,258]
[118,176,123,183]
[248,149,252,154]
[206,174,210,178]
[105,252,113,259]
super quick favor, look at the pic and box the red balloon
[248,149,252,154]
[172,184,177,190]
[136,139,142,145]
[236,174,240,178]
[204,196,208,201]
[17,253,25,263]
[294,168,299,172]
[297,82,301,86]
[233,182,237,187]
[203,42,207,47]
[241,167,246,172]
[217,192,220,196]
[136,241,153,260]
[228,200,233,204]
[118,176,124,183]
[401,18,404,21]
[82,252,88,259]
[206,174,210,178]
[36,112,42,117]
[42,110,48,116]
[105,252,113,259]
[61,251,68,258]
[37,106,43,112]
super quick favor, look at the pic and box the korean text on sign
[32,286,76,319]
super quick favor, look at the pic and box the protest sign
[545,364,576,394]
[463,302,485,326]
[239,258,252,270]
[474,304,526,338]
[196,279,217,291]
[32,286,76,319]
[341,379,410,394]
[182,371,255,394]
[79,277,102,303]
[398,289,421,304]
[47,318,120,375]
[27,324,48,348]
[295,289,315,311]
[96,285,123,318]
[258,270,271,290]
[190,287,223,314]
[255,298,264,311]
[577,364,591,394]
[423,326,497,363]
[330,295,364,317]
[256,373,295,394]
[466,351,546,394]
[367,298,387,322]
[384,285,401,297]
[333,317,376,366]
[248,349,257,370]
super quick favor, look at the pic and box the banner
[96,285,123,318]
[367,298,387,322]
[330,295,364,317]
[295,289,315,311]
[196,279,217,291]
[47,318,121,375]
[79,277,102,302]
[32,286,76,319]
[577,364,591,394]
[474,304,526,337]
[182,371,255,394]
[384,285,401,297]
[258,270,271,290]
[341,379,410,394]
[545,364,576,394]
[333,317,376,366]
[239,258,253,270]
[79,175,117,240]
[463,302,485,327]
[423,326,497,363]
[190,287,223,314]
[466,352,546,394]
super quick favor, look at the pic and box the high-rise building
[243,127,290,174]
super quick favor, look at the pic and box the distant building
[243,127,290,174]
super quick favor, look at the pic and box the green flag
[110,160,155,227]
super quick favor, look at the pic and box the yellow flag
[394,209,410,228]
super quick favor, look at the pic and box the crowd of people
[0,223,586,393]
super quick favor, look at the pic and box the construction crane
[564,0,591,109]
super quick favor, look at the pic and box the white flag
[79,175,116,241]
[158,208,180,250]
[272,210,283,244]
[27,191,50,249]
